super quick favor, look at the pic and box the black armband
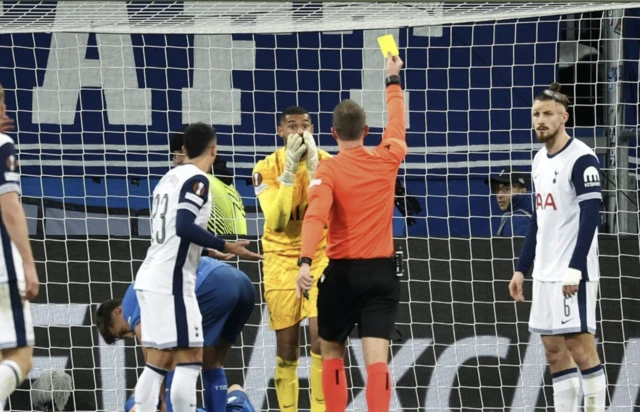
[297,257,313,267]
[385,75,401,88]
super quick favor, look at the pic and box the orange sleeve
[300,163,334,260]
[381,84,406,142]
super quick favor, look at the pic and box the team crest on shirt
[192,182,206,196]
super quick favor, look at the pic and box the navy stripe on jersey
[1,225,26,346]
[578,280,588,333]
[1,224,18,283]
[172,238,191,346]
[178,174,210,214]
[0,141,20,195]
[571,154,602,201]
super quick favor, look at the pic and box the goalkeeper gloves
[302,131,319,180]
[562,268,582,286]
[279,133,307,186]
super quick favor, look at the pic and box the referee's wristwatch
[297,257,313,267]
[385,74,401,88]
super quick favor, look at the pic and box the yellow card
[377,34,399,58]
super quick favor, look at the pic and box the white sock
[0,360,22,400]
[552,367,580,412]
[581,364,607,412]
[170,363,202,412]
[134,364,167,412]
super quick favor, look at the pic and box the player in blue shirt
[124,384,255,412]
[96,256,255,412]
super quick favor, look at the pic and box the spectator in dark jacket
[485,167,533,236]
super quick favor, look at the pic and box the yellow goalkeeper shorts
[262,254,328,331]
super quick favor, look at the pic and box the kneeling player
[96,257,255,412]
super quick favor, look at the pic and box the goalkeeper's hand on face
[302,131,319,180]
[279,133,307,186]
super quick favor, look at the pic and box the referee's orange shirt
[301,84,407,260]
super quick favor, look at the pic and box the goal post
[1,1,639,411]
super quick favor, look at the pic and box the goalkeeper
[171,127,247,236]
[96,256,255,412]
[297,54,406,412]
[252,107,331,412]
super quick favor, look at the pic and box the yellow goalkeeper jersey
[253,148,331,258]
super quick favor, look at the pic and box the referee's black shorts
[317,257,400,343]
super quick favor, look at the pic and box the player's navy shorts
[317,257,400,343]
[226,389,255,412]
[197,265,255,346]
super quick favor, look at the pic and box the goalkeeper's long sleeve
[515,212,537,275]
[263,185,294,233]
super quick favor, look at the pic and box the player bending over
[133,123,261,412]
[509,83,606,412]
[252,107,331,412]
[297,54,406,412]
[0,83,40,412]
[97,256,255,412]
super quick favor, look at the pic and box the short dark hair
[183,123,217,159]
[534,82,570,111]
[170,125,188,153]
[332,99,366,141]
[95,299,122,345]
[279,106,310,124]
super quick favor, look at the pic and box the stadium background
[0,2,638,410]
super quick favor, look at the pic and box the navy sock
[165,370,175,412]
[202,368,228,412]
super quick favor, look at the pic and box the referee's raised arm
[296,53,406,412]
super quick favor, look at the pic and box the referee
[296,54,406,412]
[170,126,248,236]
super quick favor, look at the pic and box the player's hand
[386,53,404,77]
[23,263,39,301]
[279,134,307,186]
[296,264,313,299]
[207,248,235,261]
[562,268,581,297]
[302,131,319,180]
[0,103,15,134]
[509,271,525,303]
[223,240,263,260]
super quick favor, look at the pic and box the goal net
[2,1,639,411]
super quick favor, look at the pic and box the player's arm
[0,141,38,299]
[511,212,532,237]
[300,163,334,260]
[515,211,538,275]
[175,175,227,251]
[177,175,262,259]
[253,164,295,232]
[377,55,407,162]
[565,154,602,288]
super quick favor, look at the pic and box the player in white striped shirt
[0,84,40,411]
[509,83,606,412]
